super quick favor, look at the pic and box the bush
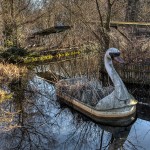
[1,47,27,63]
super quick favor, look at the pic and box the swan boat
[56,48,137,126]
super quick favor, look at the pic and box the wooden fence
[34,55,150,85]
[115,63,150,84]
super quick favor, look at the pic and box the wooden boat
[56,48,137,126]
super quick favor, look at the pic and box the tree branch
[15,0,31,18]
[17,13,45,27]
[95,0,104,32]
[111,0,118,6]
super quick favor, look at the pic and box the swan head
[105,48,124,63]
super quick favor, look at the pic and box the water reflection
[0,76,150,150]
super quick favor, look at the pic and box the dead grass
[0,89,12,103]
[0,63,27,132]
[0,63,28,103]
[0,63,27,84]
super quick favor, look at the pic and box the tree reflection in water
[0,75,150,150]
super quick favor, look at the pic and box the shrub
[1,47,27,63]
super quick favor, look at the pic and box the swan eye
[109,52,120,58]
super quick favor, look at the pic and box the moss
[23,50,81,63]
[5,40,13,47]
[24,54,54,63]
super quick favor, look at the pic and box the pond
[0,75,150,150]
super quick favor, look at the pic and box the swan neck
[104,56,116,82]
[104,55,130,101]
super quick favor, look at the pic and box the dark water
[0,76,150,150]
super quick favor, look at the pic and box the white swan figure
[95,48,137,110]
[56,48,137,125]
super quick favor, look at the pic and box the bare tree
[0,0,47,47]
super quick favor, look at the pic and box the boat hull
[57,92,136,126]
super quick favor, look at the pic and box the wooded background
[0,0,149,60]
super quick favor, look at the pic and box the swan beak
[114,56,125,64]
[130,99,138,105]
